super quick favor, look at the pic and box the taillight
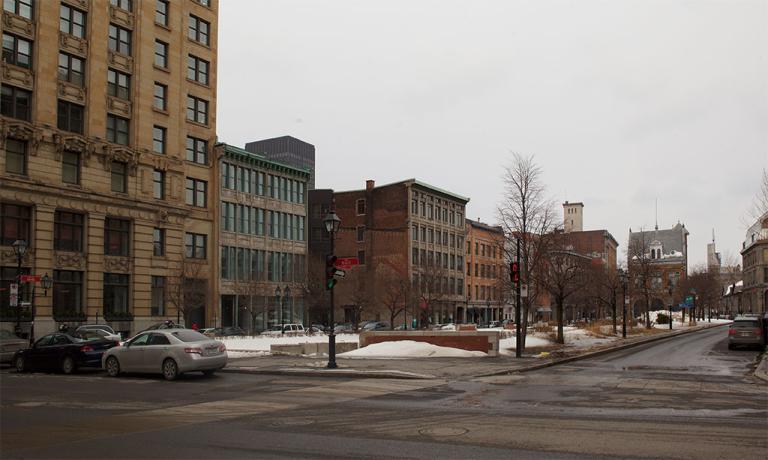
[184,347,202,354]
[81,345,93,352]
[218,344,226,352]
[728,328,736,335]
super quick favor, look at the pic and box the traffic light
[511,262,520,283]
[326,255,338,290]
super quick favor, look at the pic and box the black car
[14,333,117,374]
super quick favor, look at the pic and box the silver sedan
[102,329,227,380]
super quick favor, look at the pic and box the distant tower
[707,229,722,273]
[563,201,584,233]
[245,136,316,189]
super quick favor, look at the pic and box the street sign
[9,283,18,307]
[20,301,31,308]
[684,295,694,307]
[335,257,359,271]
[20,275,41,283]
[520,284,529,298]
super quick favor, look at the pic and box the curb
[221,366,437,380]
[754,353,768,383]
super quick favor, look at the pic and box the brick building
[465,219,504,324]
[1,0,219,336]
[740,213,768,314]
[328,179,468,327]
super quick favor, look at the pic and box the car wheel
[15,355,26,373]
[61,356,76,374]
[202,369,215,377]
[162,358,179,381]
[727,343,734,350]
[105,356,121,377]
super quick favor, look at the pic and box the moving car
[728,316,765,350]
[14,333,117,374]
[0,330,28,364]
[102,329,227,381]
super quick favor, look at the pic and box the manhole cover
[418,426,468,437]
[270,419,315,427]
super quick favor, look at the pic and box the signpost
[334,257,359,271]
[20,275,41,283]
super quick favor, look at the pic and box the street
[1,326,765,459]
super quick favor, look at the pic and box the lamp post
[668,285,673,330]
[274,286,282,332]
[486,297,491,325]
[284,286,291,326]
[12,240,28,336]
[689,288,697,325]
[323,210,341,369]
[619,269,627,339]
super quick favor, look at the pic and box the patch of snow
[339,340,487,358]
[220,333,359,352]
[499,335,551,353]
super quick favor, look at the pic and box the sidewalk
[222,322,729,380]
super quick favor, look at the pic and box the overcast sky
[217,0,767,268]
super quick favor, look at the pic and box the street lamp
[274,286,282,332]
[284,286,291,327]
[689,288,697,325]
[668,285,673,331]
[619,269,628,339]
[12,239,28,336]
[323,210,341,369]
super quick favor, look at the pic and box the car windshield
[171,330,209,342]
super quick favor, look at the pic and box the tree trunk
[612,294,617,335]
[644,294,651,329]
[556,297,565,344]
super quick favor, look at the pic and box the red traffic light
[511,262,520,283]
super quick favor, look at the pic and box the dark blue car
[13,333,117,374]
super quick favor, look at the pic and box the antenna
[712,228,715,244]
[654,198,658,231]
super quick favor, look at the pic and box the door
[27,335,54,370]
[143,333,171,373]
[121,333,151,372]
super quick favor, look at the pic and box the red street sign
[334,257,359,270]
[20,275,41,283]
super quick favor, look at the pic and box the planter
[53,310,88,322]
[103,311,134,322]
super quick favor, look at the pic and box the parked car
[334,323,355,334]
[307,324,326,334]
[14,333,117,374]
[728,316,765,350]
[142,321,187,332]
[199,328,219,338]
[362,321,390,331]
[73,329,121,344]
[0,330,28,364]
[439,323,456,331]
[75,324,118,336]
[487,321,502,328]
[261,324,305,336]
[219,326,247,337]
[102,329,227,381]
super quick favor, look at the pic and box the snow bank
[339,340,487,358]
[220,333,359,352]
[499,335,551,352]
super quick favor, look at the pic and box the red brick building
[465,219,505,323]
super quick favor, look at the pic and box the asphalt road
[1,326,765,459]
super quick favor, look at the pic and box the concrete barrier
[359,330,500,357]
[270,342,358,355]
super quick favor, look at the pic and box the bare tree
[627,230,662,328]
[380,265,411,329]
[415,258,449,328]
[678,265,720,322]
[747,168,768,221]
[497,152,558,350]
[166,259,208,327]
[587,264,622,334]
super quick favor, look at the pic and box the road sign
[684,295,694,307]
[520,284,529,298]
[335,257,359,270]
[20,275,41,283]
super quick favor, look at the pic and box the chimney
[366,180,375,190]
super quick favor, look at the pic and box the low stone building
[740,213,768,314]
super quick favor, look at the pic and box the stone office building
[1,0,219,336]
[740,213,767,314]
[215,143,309,332]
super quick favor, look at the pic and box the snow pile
[220,333,359,352]
[499,335,551,354]
[339,340,487,358]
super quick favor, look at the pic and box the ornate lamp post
[619,269,628,339]
[274,286,282,332]
[668,285,674,331]
[323,210,341,369]
[283,286,291,326]
[12,240,28,336]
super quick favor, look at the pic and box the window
[185,178,207,207]
[53,270,83,314]
[2,34,31,69]
[195,0,210,6]
[1,85,31,121]
[61,150,80,185]
[5,138,26,175]
[152,126,166,154]
[54,211,84,252]
[59,4,86,38]
[109,0,132,12]
[104,217,130,256]
[153,83,167,110]
[154,40,168,67]
[110,161,127,193]
[358,250,366,265]
[186,54,209,85]
[107,69,130,100]
[153,228,164,256]
[188,15,209,45]
[186,136,207,164]
[412,224,418,241]
[155,0,168,26]
[58,53,84,87]
[0,204,31,246]
[4,0,33,19]
[108,24,131,56]
[356,199,366,215]
[56,100,83,133]
[103,273,129,314]
[186,95,208,124]
[151,276,165,316]
[185,232,206,259]
[356,226,365,242]
[106,114,129,145]
[153,169,165,199]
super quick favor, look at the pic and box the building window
[153,169,165,199]
[110,0,132,12]
[357,250,366,265]
[186,95,208,124]
[185,232,206,259]
[106,114,129,145]
[152,126,166,154]
[151,276,165,316]
[1,85,31,121]
[107,69,130,100]
[153,82,167,110]
[356,199,366,215]
[4,138,26,175]
[187,55,209,85]
[356,226,365,242]
[153,228,165,256]
[54,211,84,252]
[108,24,131,56]
[188,15,209,45]
[185,178,207,207]
[59,4,86,38]
[195,0,210,6]
[0,204,31,246]
[58,53,84,87]
[4,0,33,19]
[154,40,168,68]
[110,161,127,193]
[103,273,129,314]
[2,34,32,69]
[186,136,207,164]
[155,0,168,26]
[62,150,80,185]
[104,217,130,256]
[53,270,83,315]
[56,100,84,134]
